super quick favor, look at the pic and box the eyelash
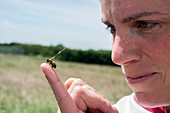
[134,21,159,32]
[105,21,160,36]
[106,25,116,35]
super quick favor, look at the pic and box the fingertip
[40,62,50,68]
[40,63,47,71]
[40,63,47,73]
[40,63,54,75]
[40,62,46,67]
[65,78,76,90]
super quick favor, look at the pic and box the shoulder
[113,93,151,113]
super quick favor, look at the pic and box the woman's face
[101,0,170,107]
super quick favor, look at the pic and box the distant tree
[0,42,119,66]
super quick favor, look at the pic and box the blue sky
[0,0,112,50]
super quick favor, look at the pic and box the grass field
[0,54,132,113]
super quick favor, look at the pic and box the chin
[135,92,165,108]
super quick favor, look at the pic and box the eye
[135,21,159,33]
[106,24,116,36]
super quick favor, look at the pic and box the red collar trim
[134,95,165,113]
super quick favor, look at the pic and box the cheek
[142,32,170,75]
[141,27,170,61]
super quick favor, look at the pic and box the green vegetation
[0,43,118,66]
[0,54,132,113]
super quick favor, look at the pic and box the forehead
[101,0,170,23]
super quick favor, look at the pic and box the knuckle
[68,78,76,82]
[73,86,85,96]
[108,102,113,110]
[104,101,114,112]
[104,99,110,106]
[71,78,84,87]
[65,78,75,84]
[74,78,83,84]
[82,85,90,90]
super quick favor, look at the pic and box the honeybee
[46,48,66,68]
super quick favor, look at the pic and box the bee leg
[53,64,56,68]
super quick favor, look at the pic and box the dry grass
[0,54,132,113]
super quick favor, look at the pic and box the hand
[41,63,118,113]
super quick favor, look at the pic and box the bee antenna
[51,48,66,60]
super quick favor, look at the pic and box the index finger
[40,63,77,113]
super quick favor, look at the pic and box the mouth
[126,72,158,84]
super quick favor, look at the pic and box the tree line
[0,42,118,66]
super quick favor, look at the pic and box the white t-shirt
[114,93,152,113]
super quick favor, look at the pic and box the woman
[41,0,170,112]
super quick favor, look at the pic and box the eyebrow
[122,11,166,23]
[101,11,167,25]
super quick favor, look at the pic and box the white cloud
[0,0,112,50]
[1,20,16,29]
[0,0,102,28]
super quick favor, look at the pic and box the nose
[112,33,142,66]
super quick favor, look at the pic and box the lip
[126,72,158,84]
